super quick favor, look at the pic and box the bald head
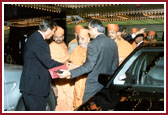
[53,26,64,44]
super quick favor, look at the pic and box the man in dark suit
[58,19,119,102]
[19,19,62,111]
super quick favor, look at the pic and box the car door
[111,48,164,111]
[75,47,164,111]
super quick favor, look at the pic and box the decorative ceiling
[5,4,164,27]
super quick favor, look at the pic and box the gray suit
[70,34,119,102]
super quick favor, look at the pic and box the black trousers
[22,93,48,111]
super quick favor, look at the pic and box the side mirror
[98,74,111,86]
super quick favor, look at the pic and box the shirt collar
[95,33,103,38]
[137,41,143,46]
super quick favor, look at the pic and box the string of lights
[8,4,164,25]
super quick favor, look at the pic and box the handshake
[48,64,71,79]
[56,69,71,79]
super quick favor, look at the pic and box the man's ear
[45,28,51,34]
[95,27,98,32]
[93,27,98,34]
[43,28,50,38]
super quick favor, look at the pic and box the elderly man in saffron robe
[68,29,90,109]
[68,25,85,53]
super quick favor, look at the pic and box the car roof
[138,41,164,48]
[132,42,164,54]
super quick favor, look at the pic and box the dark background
[4,5,67,65]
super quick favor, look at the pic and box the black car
[75,42,164,111]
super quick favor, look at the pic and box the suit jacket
[19,31,62,96]
[70,34,119,101]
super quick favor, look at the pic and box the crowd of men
[19,19,159,111]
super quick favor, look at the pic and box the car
[75,42,164,111]
[4,64,57,111]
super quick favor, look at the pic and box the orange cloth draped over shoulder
[107,24,133,65]
[69,28,89,109]
[68,38,77,48]
[49,42,70,63]
[116,37,134,65]
[69,46,87,109]
[49,26,74,111]
[132,41,137,49]
[50,42,74,111]
[50,26,69,63]
[69,45,87,65]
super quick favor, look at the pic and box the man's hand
[136,28,146,35]
[66,62,80,70]
[57,69,71,78]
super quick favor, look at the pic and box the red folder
[48,65,67,79]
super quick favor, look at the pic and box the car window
[142,57,164,86]
[113,49,164,87]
